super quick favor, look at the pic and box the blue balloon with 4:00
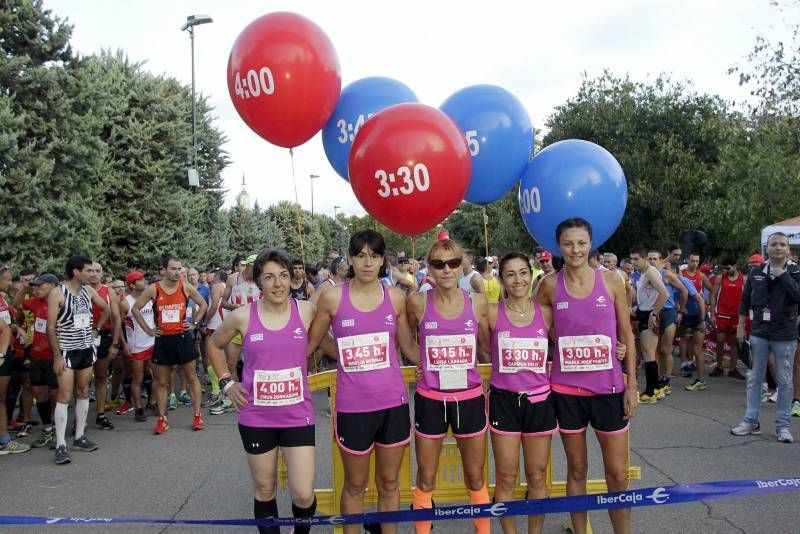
[322,77,418,181]
[518,139,628,254]
[440,84,533,205]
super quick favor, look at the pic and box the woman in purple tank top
[536,219,638,534]
[488,252,555,534]
[208,250,318,534]
[407,239,492,534]
[307,230,418,534]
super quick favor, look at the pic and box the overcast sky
[45,0,791,218]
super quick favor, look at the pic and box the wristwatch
[219,377,233,391]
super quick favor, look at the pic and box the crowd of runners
[1,224,799,534]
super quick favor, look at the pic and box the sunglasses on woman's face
[429,258,462,270]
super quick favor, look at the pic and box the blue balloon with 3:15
[322,77,418,181]
[440,84,533,204]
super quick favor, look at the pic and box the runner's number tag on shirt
[253,367,304,407]
[161,309,180,323]
[34,318,47,334]
[425,334,476,371]
[338,332,390,372]
[73,310,91,329]
[499,337,548,374]
[558,335,613,372]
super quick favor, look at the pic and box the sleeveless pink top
[331,283,407,413]
[490,301,550,393]
[552,269,625,395]
[239,299,313,427]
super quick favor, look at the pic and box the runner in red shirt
[709,257,746,378]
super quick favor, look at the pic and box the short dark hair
[213,270,228,283]
[668,243,681,253]
[161,255,180,269]
[253,249,292,290]
[589,249,601,261]
[475,256,488,273]
[721,256,736,267]
[629,245,648,257]
[291,259,304,268]
[65,255,93,280]
[648,249,662,259]
[555,218,593,245]
[306,265,319,277]
[231,254,245,270]
[499,252,530,276]
[19,268,37,277]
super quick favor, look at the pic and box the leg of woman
[340,449,372,534]
[414,436,444,534]
[596,431,631,534]
[457,434,489,534]
[246,447,280,534]
[521,434,551,534]
[283,445,317,534]
[374,444,407,534]
[491,432,521,534]
[561,432,589,534]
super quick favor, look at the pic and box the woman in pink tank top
[207,250,318,534]
[406,239,491,534]
[536,219,638,534]
[488,252,555,534]
[307,230,418,534]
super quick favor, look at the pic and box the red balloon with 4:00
[227,12,341,148]
[348,103,471,236]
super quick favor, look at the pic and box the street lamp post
[333,205,341,219]
[181,14,213,187]
[309,173,320,215]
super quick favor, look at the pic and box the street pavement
[1,368,799,533]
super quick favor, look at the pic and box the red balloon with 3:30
[227,12,341,148]
[348,103,471,236]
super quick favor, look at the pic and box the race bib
[426,334,476,371]
[73,311,91,329]
[558,335,613,372]
[499,337,548,374]
[338,332,390,373]
[253,367,304,407]
[34,318,47,334]
[0,310,10,325]
[161,309,180,324]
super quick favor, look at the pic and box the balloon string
[482,207,490,257]
[289,148,306,265]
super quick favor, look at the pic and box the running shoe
[679,364,693,378]
[687,362,697,372]
[115,401,133,415]
[73,435,99,452]
[776,428,794,443]
[209,397,233,415]
[154,416,170,435]
[54,444,71,465]
[728,369,746,380]
[654,387,666,400]
[96,414,115,430]
[8,419,25,433]
[792,400,800,417]
[178,391,192,406]
[685,378,707,391]
[16,422,32,438]
[639,392,658,404]
[730,421,761,436]
[0,439,30,455]
[32,429,55,448]
[192,414,206,431]
[134,408,147,422]
[769,392,778,403]
[167,393,178,411]
[202,392,221,408]
[709,367,723,377]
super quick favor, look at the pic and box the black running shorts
[335,404,411,455]
[413,391,487,439]
[152,332,196,367]
[488,386,557,436]
[552,391,628,434]
[238,423,315,455]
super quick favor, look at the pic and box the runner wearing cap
[132,255,207,434]
[308,230,418,534]
[209,249,319,534]
[0,266,30,455]
[536,218,637,534]
[407,238,491,534]
[220,254,261,382]
[531,251,554,296]
[709,257,746,379]
[119,271,155,422]
[46,256,111,465]
[21,274,59,448]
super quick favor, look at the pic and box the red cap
[125,271,145,285]
[539,251,553,261]
[747,254,765,265]
[699,263,713,273]
[437,230,450,241]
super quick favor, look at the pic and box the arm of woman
[208,306,249,409]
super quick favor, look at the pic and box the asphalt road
[1,367,799,533]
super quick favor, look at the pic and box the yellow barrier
[278,364,641,530]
